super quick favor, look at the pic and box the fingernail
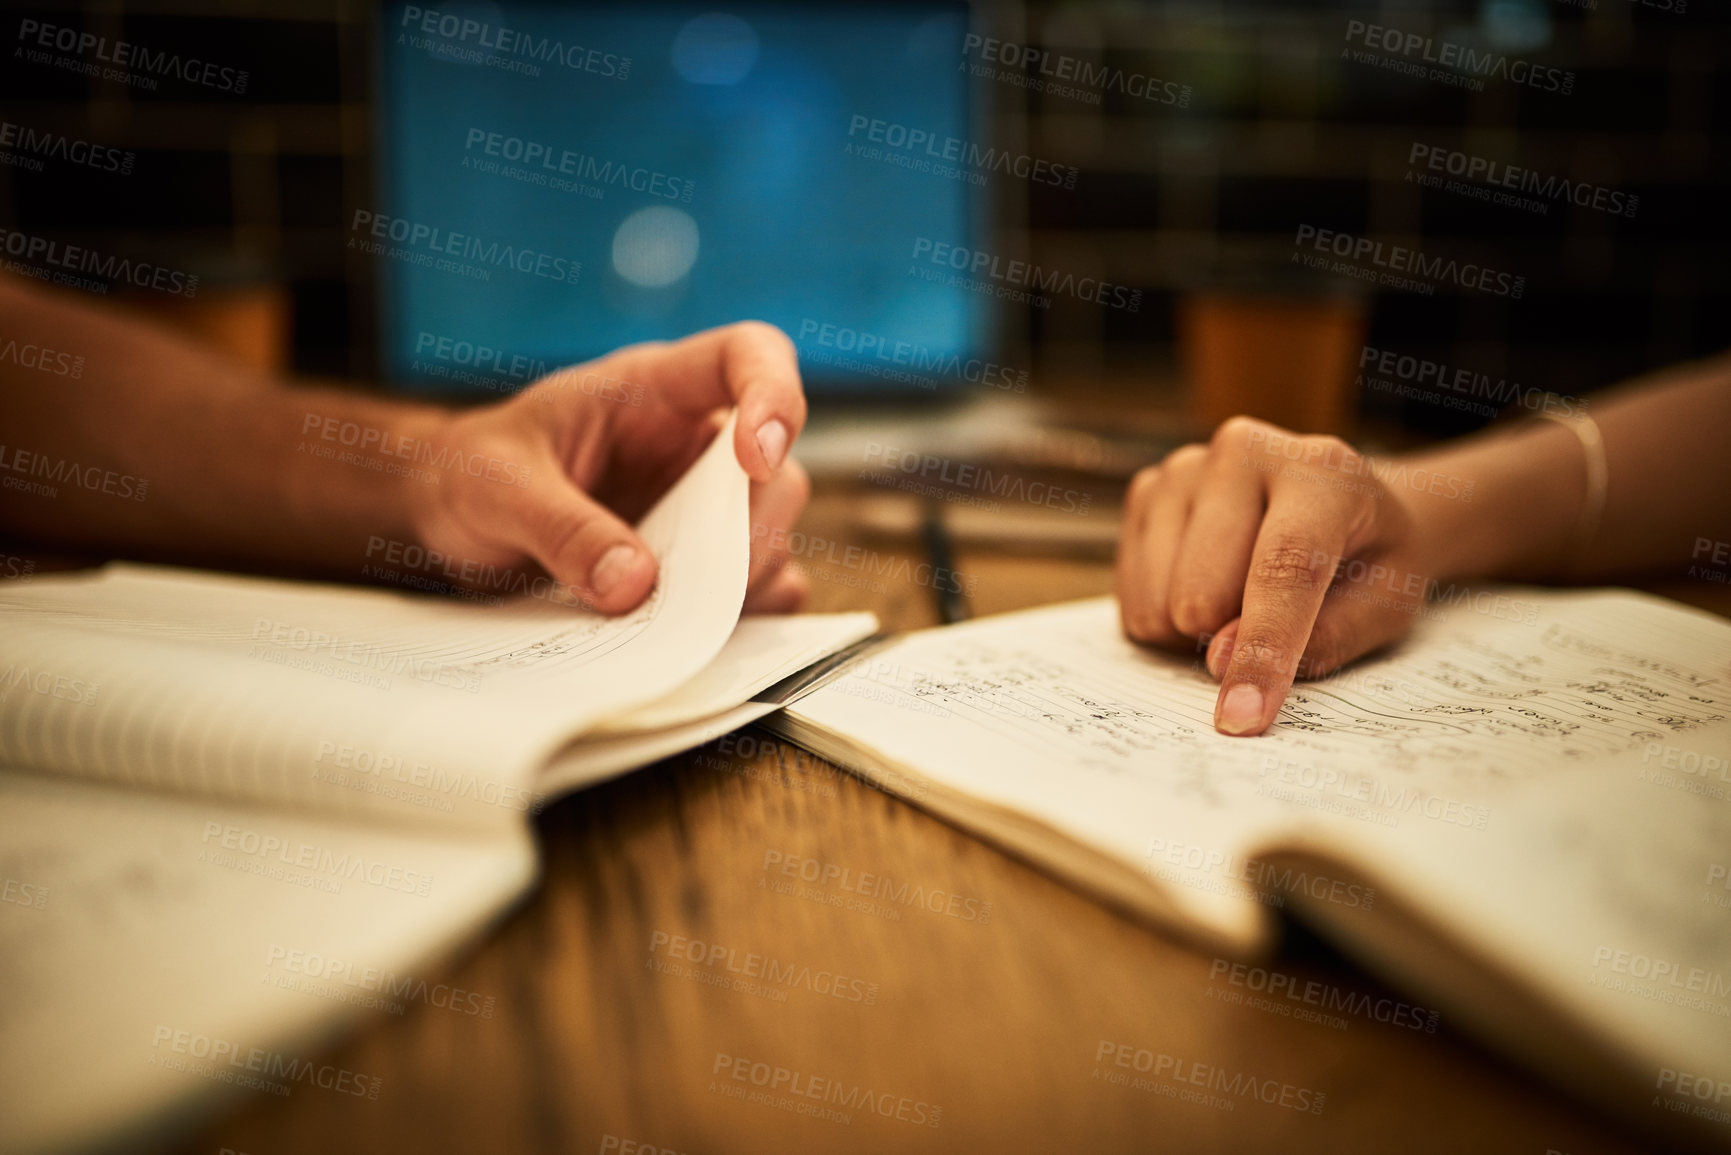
[590,544,638,597]
[1217,684,1264,735]
[755,419,789,472]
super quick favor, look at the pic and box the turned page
[0,415,752,831]
[778,588,1731,950]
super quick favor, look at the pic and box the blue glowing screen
[375,2,983,397]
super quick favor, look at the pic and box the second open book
[768,585,1731,1150]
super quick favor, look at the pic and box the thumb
[1299,574,1426,678]
[1203,587,1421,702]
[506,477,658,614]
[1203,619,1241,681]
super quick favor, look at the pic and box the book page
[538,700,781,797]
[0,415,752,830]
[595,611,879,735]
[781,590,1731,950]
[0,768,535,1155]
[1276,749,1731,1147]
[533,612,878,797]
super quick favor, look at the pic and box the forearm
[1399,353,1731,584]
[0,276,449,573]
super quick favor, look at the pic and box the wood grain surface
[168,489,1714,1155]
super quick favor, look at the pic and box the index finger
[1213,490,1363,736]
[611,320,808,482]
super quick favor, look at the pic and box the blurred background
[2,0,1726,466]
[5,13,1727,1151]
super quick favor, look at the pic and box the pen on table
[920,502,972,624]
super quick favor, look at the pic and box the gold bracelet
[1535,406,1607,563]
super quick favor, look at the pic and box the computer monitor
[373,0,987,399]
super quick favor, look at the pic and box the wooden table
[173,489,1703,1155]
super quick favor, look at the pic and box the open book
[766,591,1731,1151]
[0,416,876,1155]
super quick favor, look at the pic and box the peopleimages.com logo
[1357,345,1586,420]
[396,6,629,79]
[960,34,1191,108]
[0,227,198,298]
[845,114,1078,189]
[150,1025,381,1099]
[348,211,580,285]
[909,238,1142,313]
[410,331,549,393]
[0,120,134,176]
[1293,224,1523,299]
[0,335,84,379]
[16,18,249,94]
[0,443,149,502]
[462,128,694,202]
[796,318,1028,393]
[1406,143,1636,219]
[1342,19,1573,95]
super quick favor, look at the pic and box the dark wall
[2,0,1726,435]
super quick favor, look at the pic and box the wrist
[1393,419,1587,583]
[385,405,460,550]
[282,390,456,569]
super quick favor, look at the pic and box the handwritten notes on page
[785,590,1730,944]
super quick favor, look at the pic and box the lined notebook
[766,591,1731,1150]
[0,417,875,1155]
